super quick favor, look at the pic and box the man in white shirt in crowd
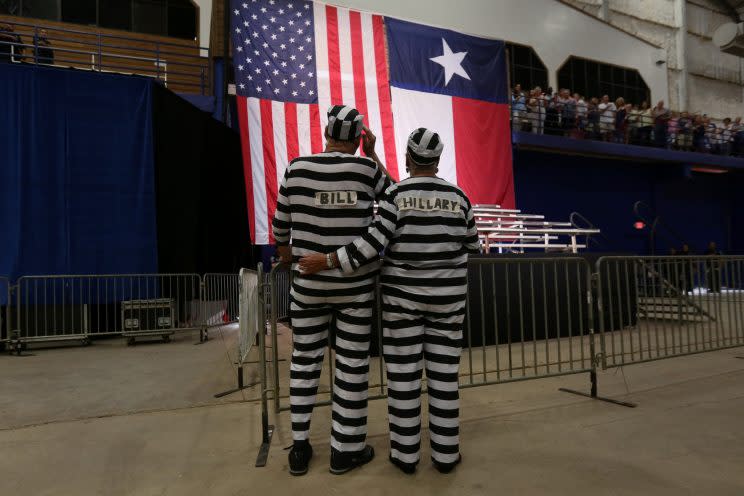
[574,93,588,132]
[598,94,616,141]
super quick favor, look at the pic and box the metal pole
[271,267,281,413]
[33,27,38,65]
[156,43,160,82]
[256,262,274,467]
[222,0,230,123]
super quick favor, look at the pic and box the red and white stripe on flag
[237,2,398,245]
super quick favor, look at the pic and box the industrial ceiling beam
[714,0,742,23]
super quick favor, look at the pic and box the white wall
[193,0,212,54]
[325,0,669,103]
[567,0,744,119]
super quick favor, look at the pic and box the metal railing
[475,205,600,254]
[10,273,202,349]
[569,211,607,249]
[0,19,211,94]
[238,267,261,369]
[0,277,9,350]
[260,257,598,418]
[202,273,240,342]
[266,267,291,324]
[596,256,744,369]
[251,254,744,463]
[510,102,744,156]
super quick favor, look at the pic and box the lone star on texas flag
[429,38,471,86]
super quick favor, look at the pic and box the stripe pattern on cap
[327,105,364,141]
[407,127,444,165]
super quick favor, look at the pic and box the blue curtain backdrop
[512,149,740,254]
[0,64,158,283]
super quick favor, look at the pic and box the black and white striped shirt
[335,176,480,299]
[272,152,391,296]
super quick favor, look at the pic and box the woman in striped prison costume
[272,105,393,476]
[299,128,480,474]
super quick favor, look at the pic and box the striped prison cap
[406,127,444,165]
[327,105,364,141]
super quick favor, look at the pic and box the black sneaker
[389,455,417,475]
[288,442,313,476]
[329,445,375,475]
[432,454,461,474]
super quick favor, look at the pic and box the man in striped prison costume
[299,128,480,474]
[272,105,393,476]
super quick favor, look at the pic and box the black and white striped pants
[383,289,464,466]
[289,289,374,453]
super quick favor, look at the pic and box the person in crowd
[692,114,707,152]
[559,89,576,135]
[526,96,539,133]
[515,82,740,157]
[511,84,526,129]
[544,92,561,136]
[638,101,654,145]
[272,105,393,476]
[719,118,733,156]
[535,86,548,135]
[0,22,23,63]
[627,103,642,144]
[613,97,627,143]
[652,100,670,148]
[299,127,480,475]
[666,111,679,149]
[704,116,716,153]
[35,28,53,65]
[676,111,692,151]
[705,241,722,293]
[598,94,616,141]
[680,243,695,293]
[575,93,588,136]
[587,97,601,140]
[732,117,744,156]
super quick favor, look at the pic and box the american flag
[232,0,514,245]
[231,0,398,244]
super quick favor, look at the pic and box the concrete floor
[1,325,744,495]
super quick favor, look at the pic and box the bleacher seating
[474,205,600,253]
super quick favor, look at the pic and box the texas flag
[386,18,515,208]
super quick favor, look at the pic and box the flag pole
[222,0,230,123]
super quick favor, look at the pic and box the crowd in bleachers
[510,84,744,156]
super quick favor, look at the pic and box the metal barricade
[596,256,744,369]
[13,273,202,348]
[201,273,240,342]
[238,267,262,369]
[1,277,9,350]
[215,265,266,400]
[462,257,595,388]
[266,263,291,414]
[269,268,291,322]
[260,257,599,416]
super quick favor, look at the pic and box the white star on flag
[429,38,470,86]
